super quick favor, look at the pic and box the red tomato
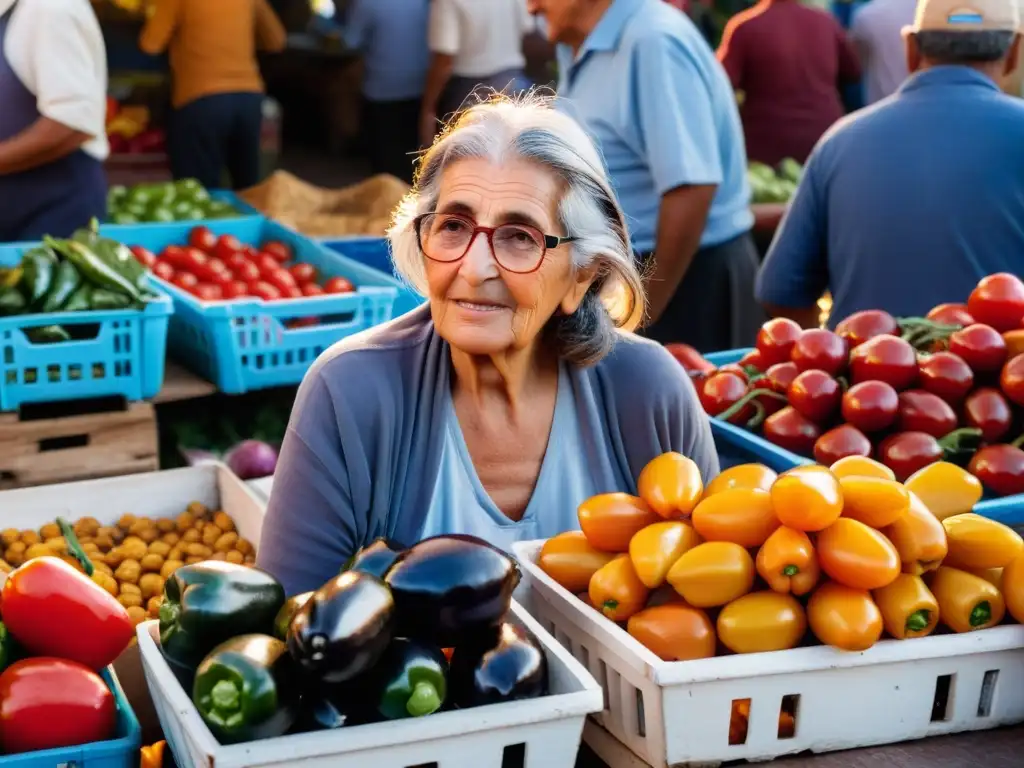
[765,361,800,394]
[739,348,765,371]
[962,387,1013,443]
[949,324,1008,374]
[225,253,252,273]
[717,363,751,382]
[878,432,943,482]
[289,317,320,328]
[161,245,186,267]
[756,318,803,366]
[787,369,841,424]
[255,254,281,278]
[265,268,297,296]
[232,261,261,283]
[814,424,872,465]
[222,281,248,300]
[842,380,899,433]
[699,372,751,422]
[188,226,218,253]
[171,273,198,291]
[1001,353,1024,406]
[192,283,223,301]
[129,246,157,269]
[300,282,324,297]
[835,310,899,350]
[214,234,243,261]
[248,281,282,301]
[896,390,957,438]
[967,273,1024,333]
[179,247,208,275]
[762,406,821,456]
[927,303,975,327]
[324,276,356,294]
[152,261,175,281]
[968,445,1024,496]
[917,351,974,405]
[289,263,318,285]
[664,343,716,375]
[261,240,293,263]
[791,329,848,376]
[849,335,917,390]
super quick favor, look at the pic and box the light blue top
[554,0,753,253]
[420,363,611,554]
[756,67,1024,328]
[340,0,430,102]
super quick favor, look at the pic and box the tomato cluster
[668,272,1024,498]
[128,226,356,303]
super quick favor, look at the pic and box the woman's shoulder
[594,331,699,406]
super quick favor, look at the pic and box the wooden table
[153,361,216,404]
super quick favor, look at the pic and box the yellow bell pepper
[881,491,948,575]
[589,555,649,622]
[0,266,22,289]
[637,452,703,519]
[928,566,1006,632]
[806,582,883,651]
[755,526,820,596]
[106,115,145,140]
[942,513,1024,570]
[829,455,896,481]
[838,476,911,529]
[1002,553,1024,624]
[904,462,983,522]
[140,741,165,768]
[666,541,754,608]
[966,567,1004,590]
[716,591,806,654]
[872,573,939,639]
[628,521,701,588]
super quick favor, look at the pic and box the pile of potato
[0,502,255,627]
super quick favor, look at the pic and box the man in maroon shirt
[717,0,861,165]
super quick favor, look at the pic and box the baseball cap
[904,0,1020,33]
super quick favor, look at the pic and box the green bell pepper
[0,286,26,316]
[90,288,133,311]
[62,284,94,312]
[20,246,57,306]
[40,260,83,313]
[372,639,448,720]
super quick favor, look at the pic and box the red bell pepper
[0,658,116,755]
[1,554,133,671]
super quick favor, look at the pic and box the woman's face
[423,157,592,358]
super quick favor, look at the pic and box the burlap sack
[238,171,411,237]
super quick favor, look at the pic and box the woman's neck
[449,343,559,414]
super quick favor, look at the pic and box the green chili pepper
[0,286,26,316]
[25,325,71,344]
[62,284,94,312]
[0,622,21,673]
[40,260,83,313]
[44,237,144,303]
[20,247,58,306]
[89,288,133,311]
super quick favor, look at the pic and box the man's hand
[0,117,91,176]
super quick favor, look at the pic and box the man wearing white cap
[755,0,1024,329]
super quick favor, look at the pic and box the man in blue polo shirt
[528,0,763,352]
[756,0,1024,329]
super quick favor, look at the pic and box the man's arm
[646,186,716,321]
[139,0,180,55]
[254,0,287,53]
[0,120,92,174]
[421,0,459,145]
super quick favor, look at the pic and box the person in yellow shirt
[139,0,286,190]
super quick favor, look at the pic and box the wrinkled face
[422,157,592,358]
[526,0,587,44]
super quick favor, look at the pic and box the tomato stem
[745,400,767,431]
[58,516,94,576]
[905,610,930,633]
[603,599,619,612]
[938,427,983,457]
[1010,432,1024,450]
[782,565,799,576]
[715,388,788,424]
[969,601,992,628]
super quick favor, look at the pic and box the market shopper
[139,0,287,190]
[529,0,762,351]
[716,0,862,165]
[756,0,1024,329]
[257,97,719,596]
[0,0,108,241]
[419,0,535,147]
[849,0,918,104]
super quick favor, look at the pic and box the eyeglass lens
[419,214,545,271]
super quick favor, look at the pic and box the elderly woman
[256,97,718,597]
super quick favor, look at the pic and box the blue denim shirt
[339,0,430,102]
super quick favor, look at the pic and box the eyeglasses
[414,212,576,274]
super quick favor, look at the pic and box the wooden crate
[0,401,158,490]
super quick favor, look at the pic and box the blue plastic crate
[321,237,426,317]
[104,218,401,394]
[0,247,172,412]
[704,349,1024,524]
[0,667,141,768]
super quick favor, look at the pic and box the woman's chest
[460,420,551,521]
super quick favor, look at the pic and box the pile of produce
[105,97,164,156]
[673,272,1024,497]
[0,220,159,341]
[0,503,255,627]
[158,534,548,745]
[107,180,241,224]
[538,452,1024,662]
[0,550,135,755]
[129,225,357,303]
[748,159,802,204]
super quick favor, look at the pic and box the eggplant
[370,639,449,720]
[450,623,547,708]
[384,535,520,647]
[289,694,349,734]
[273,591,313,641]
[286,571,395,684]
[342,538,403,579]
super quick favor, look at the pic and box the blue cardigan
[256,305,719,596]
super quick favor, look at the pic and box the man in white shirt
[0,0,109,240]
[419,0,534,146]
[849,0,919,103]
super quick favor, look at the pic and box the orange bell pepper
[578,493,660,552]
[942,513,1024,570]
[589,555,649,621]
[626,603,716,661]
[770,465,844,532]
[816,517,901,590]
[881,491,948,575]
[966,567,1004,589]
[872,573,939,639]
[666,541,754,608]
[637,452,703,519]
[1002,552,1024,623]
[628,521,701,588]
[538,531,616,593]
[829,455,896,481]
[838,476,910,529]
[716,591,807,654]
[904,462,984,522]
[928,566,1006,633]
[1003,329,1024,359]
[807,582,883,651]
[691,487,781,548]
[704,463,778,496]
[140,741,165,768]
[756,526,820,596]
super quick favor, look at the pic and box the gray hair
[914,30,1015,63]
[387,93,646,367]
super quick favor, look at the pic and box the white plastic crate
[513,540,1024,768]
[136,599,603,768]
